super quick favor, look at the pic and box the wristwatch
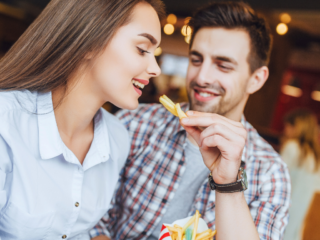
[208,162,248,193]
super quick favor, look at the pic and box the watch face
[239,167,248,190]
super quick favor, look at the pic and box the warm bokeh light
[181,25,192,37]
[280,13,292,24]
[282,85,302,97]
[184,17,191,25]
[185,35,191,44]
[276,23,288,35]
[164,23,174,35]
[154,47,162,56]
[167,14,177,25]
[311,91,320,101]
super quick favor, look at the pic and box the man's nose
[147,56,161,77]
[196,60,212,85]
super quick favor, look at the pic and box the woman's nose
[147,56,161,77]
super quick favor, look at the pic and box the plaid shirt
[90,103,291,240]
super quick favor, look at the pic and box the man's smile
[193,87,222,102]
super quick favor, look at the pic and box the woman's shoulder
[0,90,36,115]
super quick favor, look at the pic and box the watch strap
[208,161,246,193]
[212,180,244,193]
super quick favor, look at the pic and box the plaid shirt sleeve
[251,159,290,240]
[244,127,291,240]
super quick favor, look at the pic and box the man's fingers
[186,111,243,128]
[183,125,202,146]
[201,135,243,162]
[181,116,246,138]
[200,123,246,146]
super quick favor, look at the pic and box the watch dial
[239,167,248,190]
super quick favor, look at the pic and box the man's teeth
[132,80,145,89]
[198,91,214,97]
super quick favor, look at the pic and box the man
[90,2,290,240]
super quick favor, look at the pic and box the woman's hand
[181,111,247,184]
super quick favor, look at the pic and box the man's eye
[137,47,150,55]
[191,59,202,65]
[219,65,232,72]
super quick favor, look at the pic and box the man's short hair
[188,2,272,73]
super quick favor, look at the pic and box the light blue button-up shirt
[0,90,130,240]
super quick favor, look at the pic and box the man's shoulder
[244,121,283,165]
[116,103,182,127]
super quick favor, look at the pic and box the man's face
[186,27,252,118]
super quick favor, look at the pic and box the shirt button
[62,235,67,239]
[75,202,80,207]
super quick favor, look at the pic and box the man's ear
[247,66,269,94]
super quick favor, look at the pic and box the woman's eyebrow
[138,33,158,45]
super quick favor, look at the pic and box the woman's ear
[247,66,269,94]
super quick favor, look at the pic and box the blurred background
[0,0,320,238]
[0,0,320,148]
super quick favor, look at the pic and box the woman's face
[87,2,161,110]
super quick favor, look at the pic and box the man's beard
[187,81,243,116]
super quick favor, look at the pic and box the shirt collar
[240,115,250,165]
[37,92,111,166]
[82,109,111,170]
[37,91,63,160]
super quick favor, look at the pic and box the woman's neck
[52,75,104,140]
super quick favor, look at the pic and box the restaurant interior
[0,0,320,239]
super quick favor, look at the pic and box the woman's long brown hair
[284,109,320,171]
[0,0,165,92]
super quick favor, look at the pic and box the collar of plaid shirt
[93,103,290,240]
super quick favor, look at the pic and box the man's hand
[91,236,110,240]
[181,111,247,184]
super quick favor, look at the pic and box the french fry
[166,226,180,233]
[177,228,183,240]
[192,210,200,240]
[197,230,216,240]
[174,224,183,229]
[159,96,178,117]
[161,210,216,240]
[182,216,195,232]
[162,95,175,106]
[176,103,187,119]
[171,232,177,240]
[159,95,187,119]
[195,229,212,240]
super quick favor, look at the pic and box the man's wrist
[212,173,237,185]
[208,163,248,193]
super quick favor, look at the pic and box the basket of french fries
[158,210,216,240]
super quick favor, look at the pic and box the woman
[281,109,320,240]
[0,0,164,239]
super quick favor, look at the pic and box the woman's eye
[137,47,150,55]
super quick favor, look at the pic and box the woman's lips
[133,85,142,95]
[133,78,149,85]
